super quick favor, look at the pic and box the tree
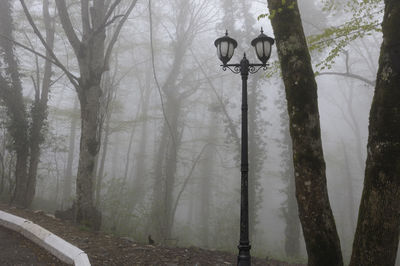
[276,83,301,257]
[266,0,400,264]
[0,0,55,208]
[149,0,210,241]
[349,1,400,265]
[19,0,137,229]
[266,0,343,265]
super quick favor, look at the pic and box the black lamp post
[214,28,274,266]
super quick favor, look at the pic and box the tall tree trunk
[0,0,29,208]
[63,98,79,209]
[151,97,181,241]
[26,0,55,204]
[75,80,102,229]
[350,1,400,265]
[267,1,343,265]
[20,0,138,229]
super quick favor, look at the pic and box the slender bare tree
[0,0,55,208]
[20,0,138,229]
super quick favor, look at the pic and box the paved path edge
[0,209,91,266]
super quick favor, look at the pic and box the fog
[0,0,384,263]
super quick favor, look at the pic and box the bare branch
[81,0,91,35]
[0,33,79,83]
[22,30,41,92]
[104,0,138,69]
[103,0,123,26]
[30,75,40,101]
[189,48,240,149]
[316,72,375,87]
[54,0,81,53]
[171,143,211,224]
[41,0,55,102]
[148,0,176,147]
[18,0,79,88]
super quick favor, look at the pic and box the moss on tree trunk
[349,1,400,265]
[267,1,343,265]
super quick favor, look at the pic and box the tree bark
[0,0,29,208]
[349,1,400,265]
[267,1,343,265]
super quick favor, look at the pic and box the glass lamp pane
[227,42,235,59]
[220,41,229,57]
[217,46,222,59]
[256,41,264,58]
[263,41,271,58]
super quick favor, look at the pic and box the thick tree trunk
[267,1,343,265]
[49,0,136,229]
[349,1,400,265]
[75,81,102,230]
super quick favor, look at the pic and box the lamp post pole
[221,56,265,266]
[238,54,250,266]
[214,29,274,266]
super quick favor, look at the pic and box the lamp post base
[237,244,251,266]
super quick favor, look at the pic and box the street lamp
[214,28,274,266]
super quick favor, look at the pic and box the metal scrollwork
[221,65,241,74]
[248,65,265,74]
[221,63,268,75]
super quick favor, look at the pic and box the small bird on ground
[148,234,155,245]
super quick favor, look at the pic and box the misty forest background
[0,0,393,264]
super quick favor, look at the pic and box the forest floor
[0,202,305,266]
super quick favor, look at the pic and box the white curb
[0,210,91,266]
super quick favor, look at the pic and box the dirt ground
[0,203,305,266]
